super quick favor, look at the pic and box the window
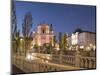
[41,28,46,34]
[43,29,45,33]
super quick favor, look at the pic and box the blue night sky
[15,1,96,38]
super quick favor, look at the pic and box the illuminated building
[32,24,54,46]
[78,31,96,51]
[68,31,96,51]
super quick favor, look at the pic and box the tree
[34,44,39,52]
[62,33,68,54]
[46,44,51,54]
[74,28,83,33]
[63,33,67,50]
[22,12,33,56]
[22,12,32,37]
[15,30,20,54]
[43,43,51,54]
[53,35,57,48]
[11,0,17,40]
[59,32,63,50]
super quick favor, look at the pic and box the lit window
[71,33,78,45]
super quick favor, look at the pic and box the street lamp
[26,52,38,61]
[26,53,33,60]
[15,37,19,56]
[20,38,23,56]
[20,38,23,42]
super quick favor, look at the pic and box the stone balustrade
[51,54,96,69]
[80,57,96,69]
[13,51,96,73]
[62,55,75,66]
[13,55,79,73]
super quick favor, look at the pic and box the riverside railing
[13,51,96,73]
[13,55,79,73]
[52,54,96,69]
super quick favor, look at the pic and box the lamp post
[15,37,18,64]
[15,37,18,56]
[20,38,23,56]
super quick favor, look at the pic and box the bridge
[12,52,96,74]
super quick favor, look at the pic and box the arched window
[41,28,46,34]
[43,29,45,33]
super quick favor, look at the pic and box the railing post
[93,60,96,68]
[84,59,88,68]
[80,59,84,68]
[59,50,62,64]
[89,59,92,68]
[75,45,81,67]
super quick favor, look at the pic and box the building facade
[32,24,54,46]
[78,31,96,51]
[68,31,96,51]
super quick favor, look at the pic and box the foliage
[22,12,33,56]
[34,44,39,50]
[15,30,20,53]
[11,0,17,40]
[22,12,33,38]
[59,32,63,49]
[63,33,68,50]
[74,28,83,33]
[43,43,51,54]
[53,35,57,48]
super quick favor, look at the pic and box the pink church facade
[32,24,54,46]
